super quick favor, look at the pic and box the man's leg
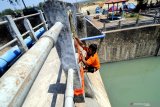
[87,66,95,73]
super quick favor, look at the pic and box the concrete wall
[86,20,102,37]
[77,14,87,38]
[86,24,160,63]
[76,15,102,38]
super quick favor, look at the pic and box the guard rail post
[154,10,158,23]
[3,15,28,52]
[103,22,106,31]
[135,14,139,26]
[23,18,38,42]
[38,10,48,31]
[118,20,121,29]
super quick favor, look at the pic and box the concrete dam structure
[86,21,160,63]
[0,0,160,107]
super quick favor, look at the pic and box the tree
[1,8,15,16]
[0,12,2,17]
[37,2,45,10]
[134,0,148,12]
[2,0,27,9]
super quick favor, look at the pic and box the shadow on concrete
[48,64,66,107]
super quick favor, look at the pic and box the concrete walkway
[22,47,66,107]
[86,71,111,107]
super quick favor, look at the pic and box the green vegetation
[134,0,148,12]
[0,9,15,17]
[125,13,137,18]
[0,1,44,18]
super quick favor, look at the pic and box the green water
[100,57,160,107]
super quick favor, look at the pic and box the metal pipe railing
[65,68,74,107]
[0,30,31,51]
[0,13,41,26]
[0,20,8,25]
[33,22,44,30]
[0,39,17,51]
[13,13,40,21]
[21,30,30,37]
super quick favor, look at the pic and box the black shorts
[88,66,95,73]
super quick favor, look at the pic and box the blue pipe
[0,27,45,75]
[80,34,105,41]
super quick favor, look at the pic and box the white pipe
[65,68,74,107]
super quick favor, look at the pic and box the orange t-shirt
[86,52,100,70]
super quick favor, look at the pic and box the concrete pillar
[3,15,28,52]
[155,26,160,56]
[23,18,38,42]
[38,10,48,31]
[136,13,139,26]
[118,20,121,29]
[43,1,84,102]
[77,13,87,38]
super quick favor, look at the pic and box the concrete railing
[0,10,48,75]
[0,10,48,52]
[0,22,63,107]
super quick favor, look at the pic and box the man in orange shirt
[75,37,100,73]
[82,44,100,73]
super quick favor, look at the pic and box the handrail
[0,39,17,51]
[33,22,44,30]
[21,30,30,37]
[13,13,40,21]
[0,30,30,51]
[65,68,74,107]
[0,11,47,51]
[0,21,8,25]
[0,13,41,26]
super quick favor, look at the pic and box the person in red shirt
[74,37,100,73]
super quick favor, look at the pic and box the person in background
[86,10,90,15]
[95,6,103,14]
[74,37,100,73]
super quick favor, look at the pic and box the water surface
[100,57,160,107]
